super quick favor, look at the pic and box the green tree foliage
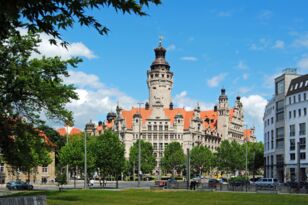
[161,142,185,177]
[129,140,156,174]
[0,31,80,164]
[59,136,84,187]
[247,142,264,178]
[215,140,245,175]
[0,0,161,44]
[93,130,125,188]
[1,119,52,180]
[190,145,213,176]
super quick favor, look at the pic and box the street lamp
[65,125,70,184]
[137,103,144,187]
[244,124,248,192]
[84,120,95,189]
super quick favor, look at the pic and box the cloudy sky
[36,0,308,141]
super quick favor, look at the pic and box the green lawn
[12,189,308,205]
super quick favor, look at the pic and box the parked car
[249,177,261,184]
[255,178,279,188]
[208,178,220,188]
[6,181,33,190]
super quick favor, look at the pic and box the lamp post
[297,140,301,192]
[84,120,95,189]
[137,103,144,187]
[244,124,248,192]
[84,128,88,189]
[186,148,190,190]
[65,125,69,184]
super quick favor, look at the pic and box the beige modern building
[92,41,255,170]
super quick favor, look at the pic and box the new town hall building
[90,41,256,168]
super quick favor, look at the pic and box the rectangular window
[290,153,295,160]
[298,94,301,102]
[159,143,163,150]
[293,96,296,103]
[42,166,48,173]
[294,110,296,118]
[148,125,152,131]
[164,125,168,130]
[304,93,307,101]
[289,97,291,104]
[276,127,284,149]
[290,139,295,151]
[300,123,306,135]
[153,125,157,131]
[271,130,274,149]
[300,153,306,160]
[276,80,285,95]
[276,100,284,112]
[271,117,274,124]
[290,124,295,137]
[289,111,292,119]
[300,138,306,150]
[159,125,163,131]
[153,143,157,150]
[276,112,284,122]
[299,109,301,117]
[0,163,4,173]
[304,108,307,116]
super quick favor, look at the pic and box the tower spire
[159,35,164,47]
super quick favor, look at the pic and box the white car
[255,178,279,187]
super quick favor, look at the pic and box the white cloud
[64,71,137,128]
[249,38,271,50]
[241,95,268,141]
[293,34,308,48]
[33,33,96,59]
[258,10,273,21]
[273,40,285,49]
[237,60,248,70]
[243,73,249,80]
[167,44,176,51]
[297,56,308,73]
[207,73,227,88]
[238,87,251,94]
[180,56,198,61]
[19,28,96,60]
[217,11,232,17]
[174,91,214,111]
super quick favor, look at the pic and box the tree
[59,136,84,188]
[93,130,125,188]
[190,146,213,176]
[0,0,161,44]
[215,140,245,175]
[247,142,264,179]
[129,140,156,175]
[161,142,185,177]
[0,31,80,164]
[1,119,52,181]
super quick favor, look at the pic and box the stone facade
[93,42,256,170]
[0,151,56,184]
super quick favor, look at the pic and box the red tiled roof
[122,108,153,129]
[121,107,235,130]
[57,127,81,136]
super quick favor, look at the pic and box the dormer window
[300,82,303,88]
[295,83,298,89]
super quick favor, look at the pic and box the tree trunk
[74,169,76,188]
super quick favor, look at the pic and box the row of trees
[58,130,264,186]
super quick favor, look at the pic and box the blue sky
[38,1,308,141]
